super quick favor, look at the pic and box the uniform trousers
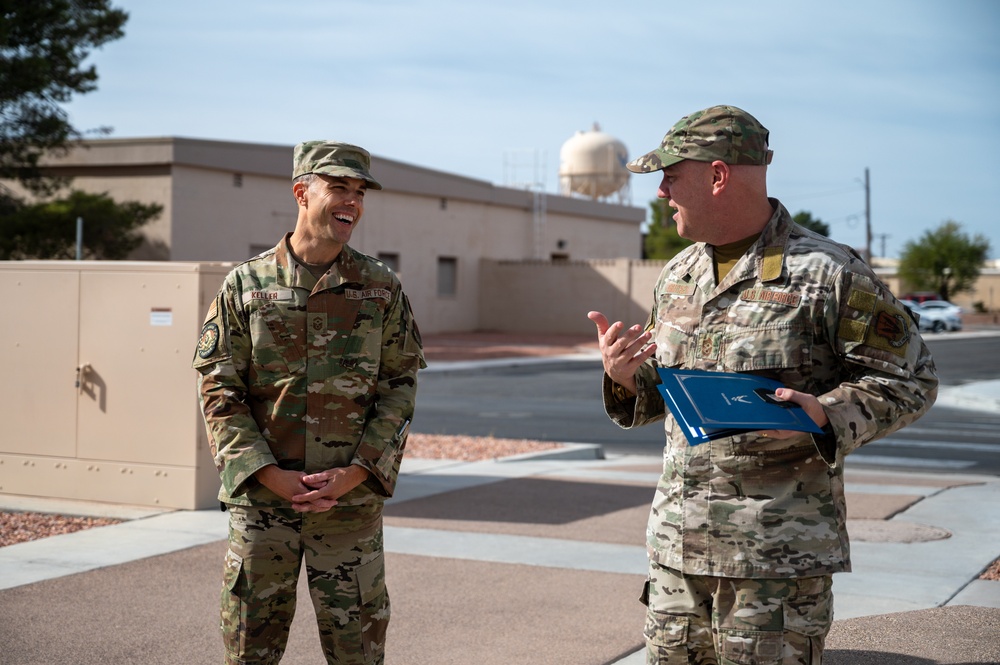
[642,560,833,665]
[222,505,388,665]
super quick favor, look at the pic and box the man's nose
[657,174,670,199]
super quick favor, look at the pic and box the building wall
[480,258,666,335]
[170,165,297,262]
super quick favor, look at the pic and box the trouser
[221,505,388,665]
[642,560,833,665]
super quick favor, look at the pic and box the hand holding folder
[655,368,825,446]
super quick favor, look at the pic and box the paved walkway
[2,331,999,663]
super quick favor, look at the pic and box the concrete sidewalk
[2,448,999,663]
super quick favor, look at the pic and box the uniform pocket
[643,610,688,648]
[718,628,783,664]
[355,554,389,660]
[783,577,833,638]
[220,549,247,656]
[341,300,383,371]
[223,548,244,593]
[249,302,306,377]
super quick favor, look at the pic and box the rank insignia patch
[197,323,220,358]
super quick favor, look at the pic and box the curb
[496,442,606,462]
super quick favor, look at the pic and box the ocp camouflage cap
[626,105,773,174]
[292,141,383,190]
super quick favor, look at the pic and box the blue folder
[655,367,825,446]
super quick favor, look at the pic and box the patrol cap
[292,140,383,190]
[626,105,773,174]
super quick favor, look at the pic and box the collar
[274,233,365,292]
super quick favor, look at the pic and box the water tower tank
[558,123,630,200]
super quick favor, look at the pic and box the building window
[437,256,457,297]
[233,173,243,188]
[378,252,400,273]
[440,197,448,210]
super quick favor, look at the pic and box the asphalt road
[411,332,1000,475]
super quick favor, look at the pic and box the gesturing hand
[588,311,657,396]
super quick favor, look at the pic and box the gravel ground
[0,512,121,547]
[405,432,562,461]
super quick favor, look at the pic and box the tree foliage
[792,210,830,237]
[644,199,694,260]
[0,190,162,259]
[0,2,156,261]
[1,1,128,199]
[898,220,990,301]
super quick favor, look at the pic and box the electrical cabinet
[0,261,232,509]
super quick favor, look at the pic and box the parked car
[916,299,963,317]
[899,299,962,333]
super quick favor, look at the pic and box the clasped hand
[254,464,369,513]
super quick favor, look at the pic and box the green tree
[792,210,830,237]
[0,2,158,261]
[898,220,990,301]
[0,190,162,259]
[644,199,694,260]
[1,1,128,201]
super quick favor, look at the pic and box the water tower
[558,123,631,204]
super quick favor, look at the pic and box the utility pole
[864,167,871,262]
[875,233,890,259]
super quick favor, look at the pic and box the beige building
[23,136,646,334]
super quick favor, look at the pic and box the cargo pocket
[356,555,389,661]
[718,628,783,664]
[644,610,688,646]
[783,577,833,638]
[643,610,689,664]
[220,549,247,657]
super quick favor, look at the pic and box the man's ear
[292,181,308,207]
[710,160,730,196]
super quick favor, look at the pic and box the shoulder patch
[865,302,911,356]
[197,323,220,358]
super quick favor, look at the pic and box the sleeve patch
[864,302,912,357]
[838,318,866,344]
[847,288,877,313]
[197,323,220,358]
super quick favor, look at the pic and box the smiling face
[294,174,367,251]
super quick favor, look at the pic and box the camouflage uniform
[194,233,424,665]
[604,106,938,664]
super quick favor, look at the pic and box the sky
[64,0,1000,259]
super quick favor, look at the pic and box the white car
[917,300,963,318]
[899,299,962,333]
